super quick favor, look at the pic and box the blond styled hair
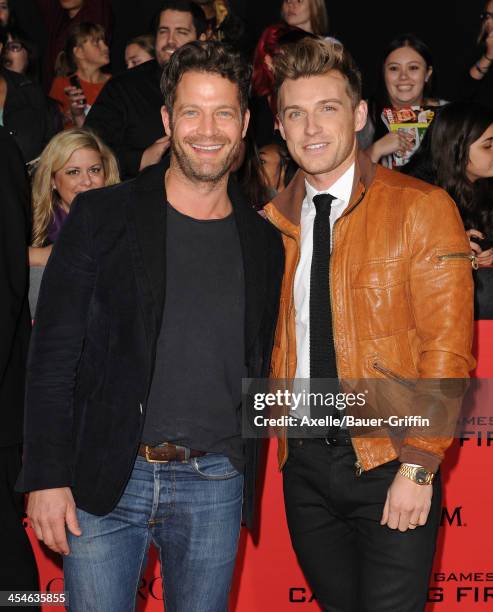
[31,128,120,247]
[273,37,362,111]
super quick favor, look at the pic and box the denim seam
[154,538,169,612]
[149,463,160,522]
[171,464,176,515]
[132,530,152,611]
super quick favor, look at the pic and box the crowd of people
[1,0,492,255]
[0,0,491,610]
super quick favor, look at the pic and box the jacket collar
[267,148,376,230]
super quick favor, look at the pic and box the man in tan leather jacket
[263,38,475,611]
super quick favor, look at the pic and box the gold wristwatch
[398,463,434,485]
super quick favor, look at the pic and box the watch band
[398,463,434,485]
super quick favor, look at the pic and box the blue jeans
[64,454,243,612]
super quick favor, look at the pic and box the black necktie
[310,193,338,379]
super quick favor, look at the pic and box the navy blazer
[17,160,284,528]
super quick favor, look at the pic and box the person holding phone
[49,20,110,128]
[362,34,446,167]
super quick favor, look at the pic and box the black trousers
[283,438,441,612]
[0,445,40,606]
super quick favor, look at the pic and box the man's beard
[171,137,241,184]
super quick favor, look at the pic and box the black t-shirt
[141,202,246,471]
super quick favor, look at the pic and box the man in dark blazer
[85,0,207,179]
[18,41,283,611]
[0,128,39,600]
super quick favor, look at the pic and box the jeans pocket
[191,454,239,480]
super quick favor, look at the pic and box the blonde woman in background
[28,128,119,311]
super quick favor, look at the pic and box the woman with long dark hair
[363,33,445,166]
[404,101,493,266]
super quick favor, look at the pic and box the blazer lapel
[229,179,267,361]
[126,161,167,337]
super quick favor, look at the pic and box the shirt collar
[304,163,355,210]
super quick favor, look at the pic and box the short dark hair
[152,0,207,38]
[161,40,251,117]
[273,37,362,110]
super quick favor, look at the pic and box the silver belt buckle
[175,444,191,462]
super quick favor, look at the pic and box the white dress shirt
[294,164,355,380]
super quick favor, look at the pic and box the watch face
[416,468,428,484]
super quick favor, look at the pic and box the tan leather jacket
[263,151,475,474]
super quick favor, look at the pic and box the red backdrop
[28,321,493,611]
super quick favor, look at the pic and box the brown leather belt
[138,442,207,463]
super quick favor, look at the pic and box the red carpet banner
[27,320,493,611]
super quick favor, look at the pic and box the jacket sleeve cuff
[398,445,441,473]
[14,445,73,492]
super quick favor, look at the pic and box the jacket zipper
[367,360,416,478]
[328,189,367,475]
[372,361,415,390]
[437,252,478,270]
[328,187,366,383]
[330,206,366,476]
